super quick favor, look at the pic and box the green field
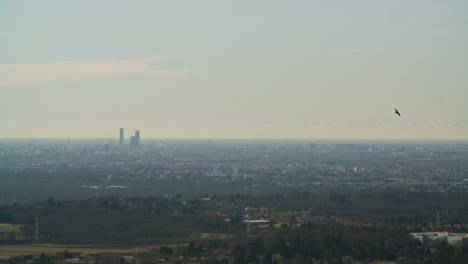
[0,232,229,260]
[0,243,164,259]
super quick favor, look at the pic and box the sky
[1,0,467,139]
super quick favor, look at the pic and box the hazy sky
[1,0,467,139]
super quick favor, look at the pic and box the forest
[1,189,468,263]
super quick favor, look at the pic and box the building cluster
[119,128,141,147]
[240,206,374,233]
[410,231,468,246]
[1,140,468,205]
[0,224,23,242]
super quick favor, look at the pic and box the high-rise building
[135,130,140,146]
[129,130,141,147]
[119,128,124,145]
[119,128,141,147]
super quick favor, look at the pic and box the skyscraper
[135,130,140,146]
[119,128,124,145]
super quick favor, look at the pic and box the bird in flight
[394,108,401,116]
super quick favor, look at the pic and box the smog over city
[1,1,468,264]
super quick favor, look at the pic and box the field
[0,232,231,260]
[193,233,234,239]
[0,224,21,232]
[0,243,165,259]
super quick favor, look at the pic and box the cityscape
[1,130,468,204]
[1,135,468,263]
[2,1,468,263]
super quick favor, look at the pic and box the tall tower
[34,216,40,243]
[135,130,140,146]
[119,128,124,145]
[436,209,441,227]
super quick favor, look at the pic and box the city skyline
[1,1,468,139]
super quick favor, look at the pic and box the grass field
[0,232,230,259]
[194,233,235,239]
[0,243,164,259]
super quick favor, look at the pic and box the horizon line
[0,137,467,142]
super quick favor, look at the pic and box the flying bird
[394,108,401,116]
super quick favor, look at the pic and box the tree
[47,197,55,206]
[188,242,196,253]
[64,250,73,259]
[159,246,174,255]
[39,253,47,264]
[247,237,265,256]
[264,251,273,264]
[234,244,246,264]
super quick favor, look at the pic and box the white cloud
[0,56,190,86]
[0,32,13,37]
